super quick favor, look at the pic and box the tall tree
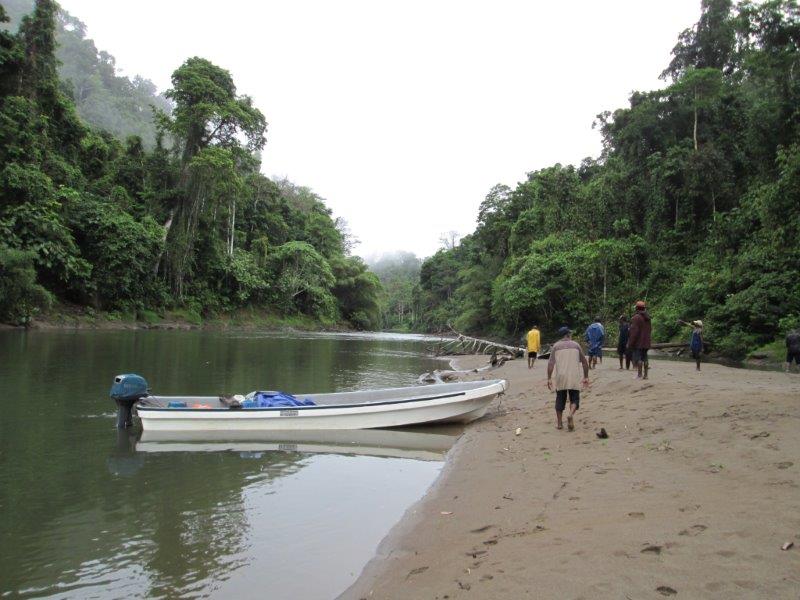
[16,0,58,102]
[157,57,267,296]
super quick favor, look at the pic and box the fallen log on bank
[419,326,528,383]
[417,369,472,384]
[426,325,526,358]
[602,342,712,353]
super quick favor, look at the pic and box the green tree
[270,241,337,320]
[0,244,52,323]
[157,57,267,296]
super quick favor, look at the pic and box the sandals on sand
[567,416,575,431]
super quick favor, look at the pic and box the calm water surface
[0,330,454,599]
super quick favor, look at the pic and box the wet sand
[342,357,800,599]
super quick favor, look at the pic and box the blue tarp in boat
[242,391,315,409]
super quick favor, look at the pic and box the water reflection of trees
[0,426,305,598]
[137,450,305,599]
[0,329,440,598]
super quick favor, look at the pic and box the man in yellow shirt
[527,325,541,368]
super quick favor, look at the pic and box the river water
[0,330,454,599]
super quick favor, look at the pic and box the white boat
[135,427,463,461]
[133,380,507,432]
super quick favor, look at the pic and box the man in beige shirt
[547,326,590,431]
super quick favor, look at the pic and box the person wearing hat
[678,319,704,371]
[627,301,652,379]
[547,326,590,431]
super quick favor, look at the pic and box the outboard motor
[110,374,149,429]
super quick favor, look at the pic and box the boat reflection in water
[100,426,462,600]
[0,329,462,600]
[136,425,463,461]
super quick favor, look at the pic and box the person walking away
[678,319,704,371]
[786,328,800,373]
[617,315,631,370]
[627,301,652,380]
[547,326,590,431]
[527,325,541,369]
[585,316,605,369]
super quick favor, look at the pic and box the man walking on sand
[678,319,704,371]
[617,315,631,370]
[786,328,800,373]
[527,324,541,369]
[547,326,590,431]
[627,301,652,380]
[585,315,605,369]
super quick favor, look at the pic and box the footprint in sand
[705,581,727,592]
[776,461,794,469]
[470,525,493,533]
[641,545,662,555]
[405,566,429,579]
[679,524,708,536]
[656,586,678,596]
[628,512,645,519]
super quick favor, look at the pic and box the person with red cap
[627,300,652,379]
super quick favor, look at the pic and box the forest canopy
[2,0,799,354]
[412,0,800,356]
[0,0,381,329]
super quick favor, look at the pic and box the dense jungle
[0,0,382,329]
[1,0,799,359]
[412,0,800,356]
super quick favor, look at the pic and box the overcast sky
[59,0,700,261]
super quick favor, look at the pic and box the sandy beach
[341,357,800,599]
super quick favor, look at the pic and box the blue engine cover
[110,374,149,401]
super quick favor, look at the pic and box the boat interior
[137,379,505,409]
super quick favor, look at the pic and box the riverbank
[342,356,800,599]
[4,304,352,333]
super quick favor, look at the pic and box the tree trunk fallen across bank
[426,325,527,358]
[420,326,529,384]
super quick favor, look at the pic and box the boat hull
[136,380,506,432]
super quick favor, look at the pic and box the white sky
[58,0,700,260]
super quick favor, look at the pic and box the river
[0,329,454,599]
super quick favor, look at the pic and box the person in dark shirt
[627,300,652,380]
[786,329,800,373]
[617,315,631,370]
[678,319,704,371]
[584,316,605,369]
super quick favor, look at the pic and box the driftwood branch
[418,326,526,384]
[426,325,526,358]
